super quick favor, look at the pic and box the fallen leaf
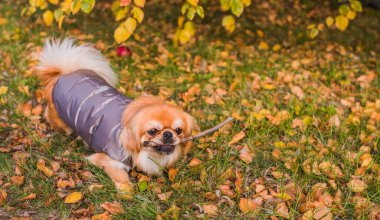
[348,179,368,193]
[168,168,178,182]
[64,191,83,204]
[239,198,258,214]
[11,176,24,186]
[229,131,246,145]
[203,204,218,216]
[189,158,202,167]
[291,86,305,100]
[20,193,36,201]
[275,202,289,219]
[0,189,7,205]
[157,191,173,201]
[91,212,111,220]
[100,201,124,215]
[37,159,54,177]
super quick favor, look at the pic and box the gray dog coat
[52,69,132,163]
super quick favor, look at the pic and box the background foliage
[25,0,364,44]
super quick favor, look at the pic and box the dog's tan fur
[35,39,198,195]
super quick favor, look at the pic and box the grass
[0,0,379,219]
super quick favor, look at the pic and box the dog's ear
[184,112,199,136]
[120,126,140,153]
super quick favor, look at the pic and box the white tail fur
[36,38,117,86]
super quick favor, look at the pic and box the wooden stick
[143,117,234,147]
[181,116,235,143]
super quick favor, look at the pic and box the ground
[0,1,379,219]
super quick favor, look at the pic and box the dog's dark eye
[147,128,158,136]
[175,128,182,134]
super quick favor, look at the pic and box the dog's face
[120,96,197,175]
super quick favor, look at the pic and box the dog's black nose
[163,131,173,141]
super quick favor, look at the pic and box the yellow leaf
[134,0,145,7]
[274,141,285,148]
[347,10,356,20]
[0,86,8,95]
[48,0,59,4]
[272,44,281,51]
[114,26,131,43]
[335,15,349,31]
[258,41,269,50]
[20,193,36,201]
[275,193,292,200]
[326,16,334,27]
[70,0,82,14]
[241,0,251,6]
[64,191,83,204]
[58,15,65,29]
[91,212,111,220]
[168,168,178,182]
[123,17,137,34]
[187,0,198,6]
[37,160,54,177]
[229,131,246,145]
[131,6,144,23]
[115,8,128,21]
[43,10,54,26]
[222,15,235,33]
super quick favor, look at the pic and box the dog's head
[120,96,198,175]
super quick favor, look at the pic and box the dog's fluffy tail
[35,38,117,87]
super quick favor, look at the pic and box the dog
[34,39,198,196]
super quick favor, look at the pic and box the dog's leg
[86,153,133,198]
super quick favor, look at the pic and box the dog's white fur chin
[136,147,182,175]
[36,38,117,86]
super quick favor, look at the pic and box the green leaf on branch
[335,15,349,31]
[350,0,363,12]
[123,17,137,34]
[230,0,244,17]
[196,6,204,18]
[81,0,95,13]
[181,3,189,15]
[222,15,235,33]
[114,25,131,43]
[339,4,350,15]
[187,6,196,20]
[131,6,144,23]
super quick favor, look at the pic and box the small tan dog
[34,39,198,195]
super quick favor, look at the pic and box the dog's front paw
[116,182,134,200]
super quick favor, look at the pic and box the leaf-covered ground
[0,1,379,219]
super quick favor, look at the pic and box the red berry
[116,46,132,57]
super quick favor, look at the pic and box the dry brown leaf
[20,193,36,201]
[291,86,305,100]
[64,191,82,204]
[88,184,104,192]
[318,161,343,179]
[168,168,178,182]
[239,198,258,214]
[238,145,253,164]
[348,179,368,193]
[189,158,202,167]
[313,205,332,220]
[275,202,290,219]
[11,176,24,186]
[203,204,218,216]
[229,131,246,145]
[91,212,111,220]
[100,201,124,215]
[0,189,7,205]
[37,159,54,178]
[157,191,173,201]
